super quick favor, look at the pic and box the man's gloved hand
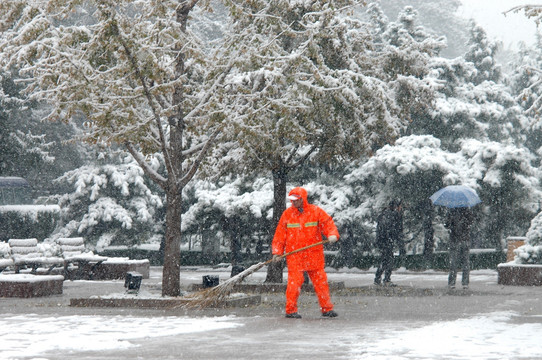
[328,235,338,244]
[272,255,282,263]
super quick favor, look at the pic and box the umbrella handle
[263,239,331,265]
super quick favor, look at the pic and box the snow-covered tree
[507,4,542,265]
[366,4,445,131]
[505,5,542,148]
[209,1,438,281]
[345,135,472,254]
[462,139,541,249]
[50,150,164,250]
[0,70,82,197]
[376,0,469,59]
[464,24,502,85]
[508,35,542,154]
[409,24,529,151]
[506,5,542,26]
[0,1,229,296]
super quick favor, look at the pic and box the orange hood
[289,187,308,207]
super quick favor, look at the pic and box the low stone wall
[497,263,542,286]
[89,259,150,280]
[0,274,64,297]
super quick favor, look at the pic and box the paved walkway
[2,266,541,359]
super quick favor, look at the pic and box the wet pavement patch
[70,294,261,308]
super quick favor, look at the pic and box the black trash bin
[231,265,245,277]
[125,271,143,292]
[202,275,219,288]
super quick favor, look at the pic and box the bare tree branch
[179,125,222,188]
[104,12,175,183]
[287,144,318,170]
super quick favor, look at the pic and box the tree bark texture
[162,187,182,296]
[265,166,288,283]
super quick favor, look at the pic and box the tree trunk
[422,200,435,269]
[159,1,191,298]
[162,187,182,297]
[340,223,355,267]
[265,166,288,283]
[227,216,243,266]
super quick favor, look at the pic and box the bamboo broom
[180,239,331,309]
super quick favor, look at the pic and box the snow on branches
[51,151,163,250]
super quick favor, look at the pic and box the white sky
[457,0,542,50]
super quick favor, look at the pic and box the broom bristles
[179,239,330,309]
[180,261,268,309]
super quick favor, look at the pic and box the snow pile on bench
[8,238,64,273]
[56,237,106,261]
[0,242,14,270]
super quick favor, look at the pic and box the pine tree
[51,149,165,250]
[0,70,82,198]
[410,23,528,150]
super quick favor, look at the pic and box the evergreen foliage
[49,150,164,250]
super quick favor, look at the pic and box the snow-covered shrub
[0,205,61,242]
[182,176,358,262]
[0,242,10,259]
[37,241,61,258]
[526,212,542,246]
[514,212,542,264]
[49,151,164,251]
[514,244,542,264]
[182,177,274,253]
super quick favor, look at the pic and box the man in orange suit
[272,187,339,319]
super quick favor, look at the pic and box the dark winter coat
[376,207,403,250]
[445,208,474,243]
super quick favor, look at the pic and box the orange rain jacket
[272,187,340,272]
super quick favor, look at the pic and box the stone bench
[56,237,108,280]
[0,274,64,297]
[88,258,150,280]
[9,238,64,274]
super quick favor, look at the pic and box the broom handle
[262,239,331,266]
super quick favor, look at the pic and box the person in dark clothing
[374,199,404,287]
[445,207,474,289]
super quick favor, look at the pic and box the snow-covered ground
[2,267,541,360]
[3,310,541,359]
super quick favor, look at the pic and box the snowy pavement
[2,266,542,360]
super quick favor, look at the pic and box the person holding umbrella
[445,207,474,289]
[430,185,480,290]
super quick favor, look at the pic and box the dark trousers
[448,241,470,286]
[375,246,394,283]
